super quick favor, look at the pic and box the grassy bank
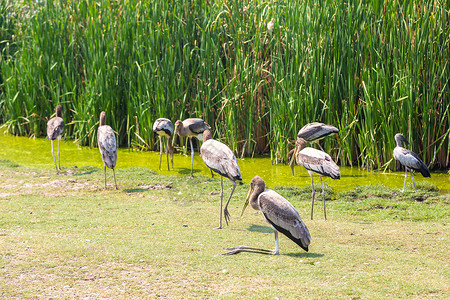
[0,160,449,298]
[0,0,449,170]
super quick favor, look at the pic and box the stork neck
[250,183,265,211]
[99,112,106,126]
[56,106,62,118]
[296,137,307,151]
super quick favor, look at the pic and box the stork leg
[189,137,194,177]
[58,136,61,170]
[309,171,315,220]
[320,175,327,220]
[165,137,170,171]
[222,230,279,255]
[401,168,408,192]
[113,168,118,190]
[410,170,417,192]
[103,164,107,190]
[215,176,224,229]
[51,140,59,174]
[223,181,237,226]
[158,136,163,170]
[273,230,280,255]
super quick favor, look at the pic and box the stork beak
[241,186,253,217]
[172,127,178,146]
[289,148,297,176]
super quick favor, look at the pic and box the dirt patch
[139,184,173,190]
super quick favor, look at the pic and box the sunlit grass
[0,161,449,298]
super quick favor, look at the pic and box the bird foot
[221,246,275,255]
[224,209,231,226]
[214,226,224,230]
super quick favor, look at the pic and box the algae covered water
[0,131,448,193]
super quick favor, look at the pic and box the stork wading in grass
[97,111,118,190]
[223,176,310,255]
[153,118,174,171]
[393,133,430,192]
[46,105,64,174]
[173,118,211,177]
[290,137,340,220]
[200,130,242,229]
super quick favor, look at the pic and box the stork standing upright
[173,118,211,177]
[393,133,430,192]
[290,122,339,175]
[223,176,310,255]
[46,105,65,174]
[97,111,118,190]
[290,137,340,220]
[153,118,174,171]
[200,130,242,229]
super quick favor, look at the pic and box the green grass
[0,0,449,170]
[0,161,449,298]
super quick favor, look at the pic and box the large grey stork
[290,137,340,220]
[173,118,211,177]
[97,111,118,190]
[393,133,430,192]
[200,130,242,229]
[290,122,339,175]
[223,176,310,255]
[153,118,174,171]
[46,105,64,174]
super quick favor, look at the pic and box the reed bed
[0,0,449,170]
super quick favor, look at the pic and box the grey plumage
[290,137,340,220]
[297,122,339,144]
[46,105,64,174]
[223,176,310,255]
[153,118,174,170]
[201,130,241,228]
[97,111,118,190]
[393,133,430,192]
[173,118,211,177]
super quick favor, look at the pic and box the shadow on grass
[124,188,148,193]
[247,224,273,233]
[178,168,201,176]
[72,166,100,176]
[283,252,324,258]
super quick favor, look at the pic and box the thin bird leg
[316,141,325,152]
[103,164,107,190]
[320,175,327,220]
[113,168,118,190]
[58,136,61,170]
[211,170,214,178]
[158,136,163,170]
[401,168,408,192]
[223,181,237,226]
[273,230,280,255]
[165,137,170,171]
[189,137,194,177]
[410,170,417,192]
[221,246,274,255]
[214,176,224,229]
[51,140,59,174]
[309,171,315,220]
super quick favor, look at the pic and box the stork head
[394,133,409,147]
[202,129,212,143]
[174,120,182,135]
[55,105,62,118]
[99,111,106,126]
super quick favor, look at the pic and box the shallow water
[0,131,448,193]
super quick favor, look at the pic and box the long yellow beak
[241,186,253,217]
[289,147,298,176]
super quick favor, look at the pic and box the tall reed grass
[0,0,449,170]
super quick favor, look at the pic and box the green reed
[0,0,448,170]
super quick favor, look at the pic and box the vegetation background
[0,0,449,170]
